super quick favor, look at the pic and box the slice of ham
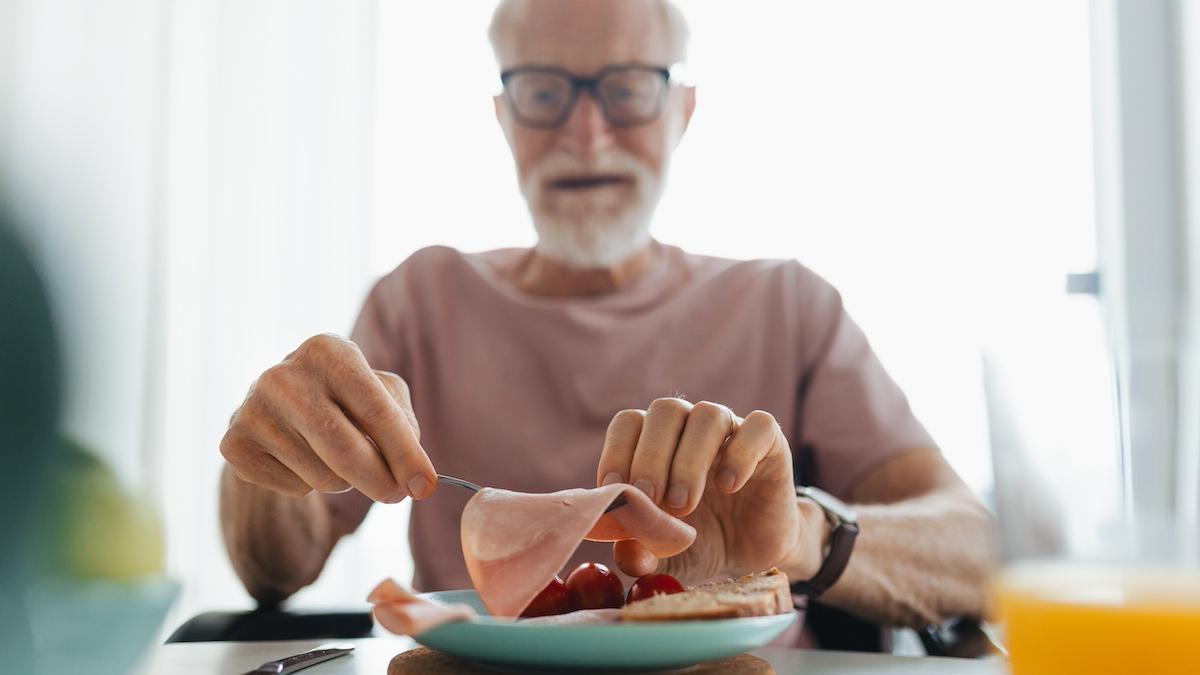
[369,577,621,637]
[368,578,476,636]
[461,483,696,617]
[517,608,623,625]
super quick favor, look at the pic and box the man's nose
[557,92,616,159]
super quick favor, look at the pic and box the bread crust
[621,568,792,622]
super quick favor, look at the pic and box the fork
[437,474,628,513]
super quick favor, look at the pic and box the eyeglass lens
[505,68,667,128]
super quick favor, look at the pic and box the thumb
[613,539,659,577]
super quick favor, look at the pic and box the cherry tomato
[626,573,685,604]
[565,562,625,610]
[520,576,574,618]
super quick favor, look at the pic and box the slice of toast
[621,568,792,621]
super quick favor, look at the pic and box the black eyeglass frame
[499,63,674,130]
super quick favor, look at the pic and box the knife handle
[250,646,353,674]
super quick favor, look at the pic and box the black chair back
[165,609,373,643]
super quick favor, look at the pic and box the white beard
[520,149,665,268]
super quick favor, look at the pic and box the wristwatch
[791,485,859,598]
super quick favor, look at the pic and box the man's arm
[220,468,371,604]
[784,447,994,628]
[217,334,434,604]
[599,400,993,632]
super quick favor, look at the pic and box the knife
[241,643,355,674]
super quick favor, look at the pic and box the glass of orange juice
[997,561,1200,674]
[985,355,1200,674]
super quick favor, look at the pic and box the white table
[140,638,1005,674]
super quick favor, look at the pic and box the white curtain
[154,0,404,629]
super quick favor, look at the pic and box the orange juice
[997,563,1200,675]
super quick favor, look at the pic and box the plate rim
[414,588,798,669]
[419,588,799,629]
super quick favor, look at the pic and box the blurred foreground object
[53,438,165,581]
[28,435,177,675]
[997,563,1200,674]
[29,449,177,667]
[986,354,1200,674]
[0,211,61,675]
[0,212,176,674]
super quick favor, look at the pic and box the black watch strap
[790,520,859,597]
[790,485,859,598]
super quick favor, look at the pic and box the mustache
[524,151,652,188]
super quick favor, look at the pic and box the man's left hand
[596,398,818,582]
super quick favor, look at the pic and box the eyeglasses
[500,64,672,130]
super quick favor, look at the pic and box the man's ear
[668,86,697,149]
[494,94,515,147]
[681,86,696,134]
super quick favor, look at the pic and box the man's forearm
[219,465,341,604]
[810,489,994,628]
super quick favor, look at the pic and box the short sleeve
[349,277,403,376]
[794,271,936,500]
[349,246,464,384]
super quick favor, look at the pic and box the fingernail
[665,482,689,509]
[634,479,656,501]
[408,474,433,499]
[602,472,623,486]
[717,468,737,491]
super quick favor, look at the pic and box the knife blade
[242,643,355,674]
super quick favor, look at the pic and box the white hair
[488,0,690,65]
[488,0,690,269]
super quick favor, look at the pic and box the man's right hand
[220,334,436,503]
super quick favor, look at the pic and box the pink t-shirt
[350,242,934,595]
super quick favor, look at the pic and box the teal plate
[415,590,797,671]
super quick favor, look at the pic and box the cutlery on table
[241,643,354,674]
[436,474,628,513]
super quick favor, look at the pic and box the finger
[274,386,408,504]
[364,370,437,499]
[715,410,779,493]
[597,409,645,486]
[628,397,693,503]
[663,401,737,515]
[249,412,352,494]
[309,342,434,499]
[613,539,659,577]
[221,434,311,498]
[375,370,420,439]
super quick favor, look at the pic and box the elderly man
[219,0,992,644]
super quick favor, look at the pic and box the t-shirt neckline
[466,240,687,312]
